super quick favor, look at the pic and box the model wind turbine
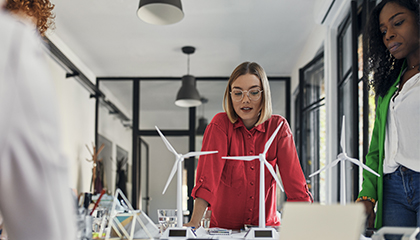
[309,115,380,205]
[222,121,284,239]
[156,126,218,228]
[105,189,159,240]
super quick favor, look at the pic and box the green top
[357,62,406,228]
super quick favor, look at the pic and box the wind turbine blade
[183,151,218,159]
[309,158,342,177]
[155,126,178,156]
[162,159,180,194]
[340,116,346,153]
[263,160,284,192]
[345,157,380,177]
[263,121,284,156]
[222,156,259,161]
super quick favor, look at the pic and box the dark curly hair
[363,0,419,97]
[5,0,55,36]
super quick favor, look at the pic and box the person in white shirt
[0,2,76,239]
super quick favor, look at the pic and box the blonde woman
[185,62,312,230]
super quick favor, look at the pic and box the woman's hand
[359,200,376,228]
[183,198,209,229]
[183,221,200,229]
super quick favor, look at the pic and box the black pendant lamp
[196,97,208,135]
[175,46,202,108]
[137,0,184,25]
[196,117,208,135]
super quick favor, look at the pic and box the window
[336,0,375,203]
[297,52,326,203]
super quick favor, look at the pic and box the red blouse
[191,113,312,229]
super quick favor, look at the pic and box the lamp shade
[137,0,184,25]
[196,117,208,135]
[175,75,201,107]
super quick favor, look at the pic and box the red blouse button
[250,166,254,170]
[250,181,254,185]
[249,208,253,212]
[247,218,251,221]
[199,178,204,182]
[250,196,254,200]
[248,135,251,138]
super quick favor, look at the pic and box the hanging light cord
[187,54,190,75]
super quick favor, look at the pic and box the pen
[90,189,106,216]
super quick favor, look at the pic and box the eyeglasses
[230,88,263,102]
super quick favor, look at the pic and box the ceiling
[52,0,321,78]
[50,0,324,127]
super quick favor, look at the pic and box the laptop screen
[279,203,366,240]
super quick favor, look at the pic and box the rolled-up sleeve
[191,114,229,206]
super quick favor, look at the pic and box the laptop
[279,202,366,240]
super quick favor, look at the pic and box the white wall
[289,23,326,133]
[45,37,132,197]
[290,24,326,95]
[47,56,96,193]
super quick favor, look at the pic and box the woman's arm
[276,120,313,202]
[357,97,383,200]
[357,200,376,228]
[356,98,383,229]
[186,113,230,227]
[183,198,209,228]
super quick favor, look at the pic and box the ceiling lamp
[196,117,208,135]
[196,97,208,135]
[137,0,184,25]
[175,46,202,108]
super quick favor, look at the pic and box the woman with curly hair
[4,0,55,36]
[356,0,420,235]
[0,0,76,239]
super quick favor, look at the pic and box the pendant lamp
[175,46,202,107]
[196,117,208,135]
[196,98,208,135]
[137,0,184,25]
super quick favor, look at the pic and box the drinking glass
[201,209,211,229]
[157,209,177,234]
[92,207,108,235]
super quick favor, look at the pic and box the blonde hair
[223,62,272,126]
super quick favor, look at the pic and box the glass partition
[270,81,287,117]
[140,80,189,130]
[299,53,326,203]
[98,80,133,200]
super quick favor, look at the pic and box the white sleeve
[0,13,77,240]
